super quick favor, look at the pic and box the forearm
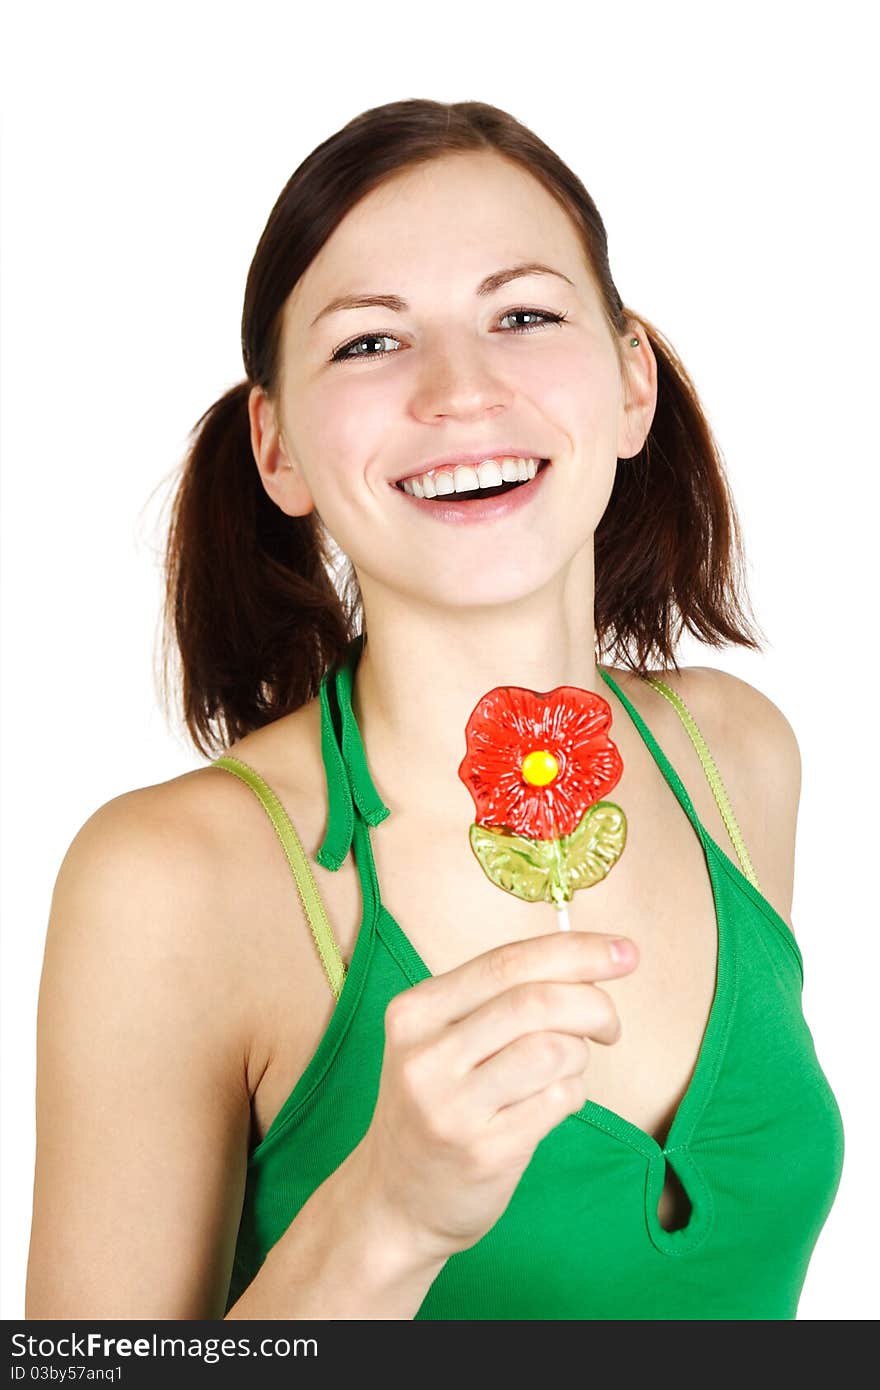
[224,1143,447,1320]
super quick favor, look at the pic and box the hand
[354,929,639,1264]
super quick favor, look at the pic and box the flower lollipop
[457,683,627,931]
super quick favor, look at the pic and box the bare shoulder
[76,684,325,902]
[607,661,800,767]
[48,768,260,1068]
[669,665,801,807]
[85,700,327,1011]
[60,762,263,914]
[46,747,325,1100]
[607,662,802,929]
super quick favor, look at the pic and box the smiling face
[250,151,655,610]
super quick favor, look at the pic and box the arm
[225,1140,447,1319]
[25,789,252,1318]
[25,786,445,1320]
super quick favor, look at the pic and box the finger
[487,1069,593,1141]
[468,1029,591,1114]
[437,978,621,1076]
[415,930,638,1031]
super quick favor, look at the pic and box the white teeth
[398,455,545,497]
[476,459,503,487]
[453,465,480,493]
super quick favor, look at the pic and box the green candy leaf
[468,801,627,905]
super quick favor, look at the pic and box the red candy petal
[458,685,623,840]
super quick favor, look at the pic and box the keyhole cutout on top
[657,1158,693,1233]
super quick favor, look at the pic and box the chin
[414,567,564,612]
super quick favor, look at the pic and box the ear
[616,321,658,461]
[247,386,316,517]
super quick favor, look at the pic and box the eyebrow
[309,261,576,330]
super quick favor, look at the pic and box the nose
[410,331,515,420]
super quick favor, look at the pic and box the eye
[329,307,569,363]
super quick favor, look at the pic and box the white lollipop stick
[550,831,570,931]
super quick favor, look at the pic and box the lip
[392,459,552,525]
[392,448,549,485]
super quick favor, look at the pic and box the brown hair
[158,98,765,760]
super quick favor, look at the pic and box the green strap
[335,633,392,825]
[644,677,762,892]
[314,636,390,873]
[209,755,347,1000]
[315,669,357,873]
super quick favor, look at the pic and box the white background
[2,0,877,1322]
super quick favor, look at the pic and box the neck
[351,546,601,825]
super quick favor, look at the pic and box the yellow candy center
[521,749,559,786]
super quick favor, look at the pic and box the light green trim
[209,755,347,1000]
[644,678,762,892]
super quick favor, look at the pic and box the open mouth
[396,459,551,501]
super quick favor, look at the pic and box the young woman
[26,98,844,1321]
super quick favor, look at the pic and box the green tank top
[211,635,844,1319]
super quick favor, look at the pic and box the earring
[630,336,640,347]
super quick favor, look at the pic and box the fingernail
[610,938,634,964]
